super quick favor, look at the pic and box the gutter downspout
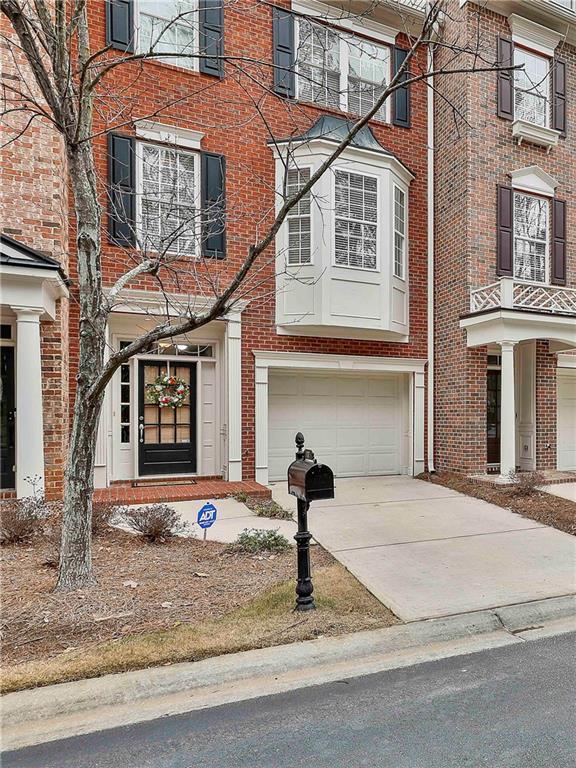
[426,36,436,473]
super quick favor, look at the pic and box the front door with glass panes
[138,360,196,476]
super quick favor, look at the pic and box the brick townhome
[0,0,574,499]
[435,0,576,478]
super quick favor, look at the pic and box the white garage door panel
[268,371,404,481]
[557,370,576,471]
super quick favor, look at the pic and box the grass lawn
[1,530,397,694]
[419,472,576,536]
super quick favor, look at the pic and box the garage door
[268,370,405,481]
[557,369,576,471]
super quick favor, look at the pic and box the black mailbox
[288,433,334,503]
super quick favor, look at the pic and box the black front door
[487,369,501,466]
[138,361,197,476]
[1,347,16,489]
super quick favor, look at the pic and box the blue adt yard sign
[197,502,217,530]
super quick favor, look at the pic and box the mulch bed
[1,530,333,667]
[420,472,576,536]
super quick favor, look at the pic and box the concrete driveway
[271,476,576,621]
[542,483,576,502]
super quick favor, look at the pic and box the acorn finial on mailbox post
[287,432,335,612]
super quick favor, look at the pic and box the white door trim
[253,350,427,486]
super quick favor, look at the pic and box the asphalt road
[5,632,576,768]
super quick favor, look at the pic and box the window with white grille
[286,168,312,265]
[138,0,197,69]
[513,192,548,283]
[297,20,390,119]
[514,47,551,127]
[297,20,341,109]
[138,143,199,255]
[334,170,378,270]
[347,38,389,120]
[393,185,406,278]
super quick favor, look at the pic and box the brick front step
[93,479,271,505]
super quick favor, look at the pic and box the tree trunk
[55,140,106,591]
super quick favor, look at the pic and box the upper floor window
[334,170,378,270]
[513,191,548,283]
[138,0,197,69]
[514,47,551,127]
[393,185,406,279]
[286,167,312,265]
[296,19,390,120]
[137,142,200,255]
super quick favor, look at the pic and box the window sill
[511,119,561,151]
[294,97,390,128]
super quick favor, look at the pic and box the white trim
[292,0,399,45]
[557,354,576,368]
[509,165,558,197]
[512,120,561,150]
[460,308,576,349]
[508,14,562,57]
[253,350,426,485]
[135,120,204,150]
[426,40,435,472]
[225,310,243,481]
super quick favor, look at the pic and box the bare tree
[0,0,516,590]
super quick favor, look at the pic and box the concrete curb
[2,595,574,751]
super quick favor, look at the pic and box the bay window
[297,19,390,120]
[513,192,548,283]
[393,185,406,279]
[334,170,378,270]
[286,167,312,265]
[514,47,551,127]
[138,142,199,255]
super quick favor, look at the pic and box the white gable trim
[509,165,558,197]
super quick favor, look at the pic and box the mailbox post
[287,432,334,612]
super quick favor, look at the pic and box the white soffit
[134,121,204,150]
[508,14,562,57]
[509,165,558,197]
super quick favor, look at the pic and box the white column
[413,371,426,475]
[254,362,269,486]
[499,340,517,479]
[13,308,45,497]
[225,311,242,481]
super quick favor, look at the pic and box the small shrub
[120,504,189,543]
[507,470,546,497]
[227,528,291,554]
[0,496,50,545]
[92,501,123,536]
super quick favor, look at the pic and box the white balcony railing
[470,277,576,315]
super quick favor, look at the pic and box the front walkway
[272,476,576,621]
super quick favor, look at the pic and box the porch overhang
[460,308,576,351]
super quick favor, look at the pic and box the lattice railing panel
[513,283,576,314]
[470,282,501,312]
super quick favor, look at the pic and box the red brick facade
[434,2,575,473]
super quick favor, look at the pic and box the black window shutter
[392,47,410,128]
[552,58,567,136]
[552,199,567,285]
[108,134,135,247]
[202,153,226,259]
[199,0,224,77]
[272,7,295,98]
[497,36,514,120]
[497,185,514,276]
[106,0,134,53]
